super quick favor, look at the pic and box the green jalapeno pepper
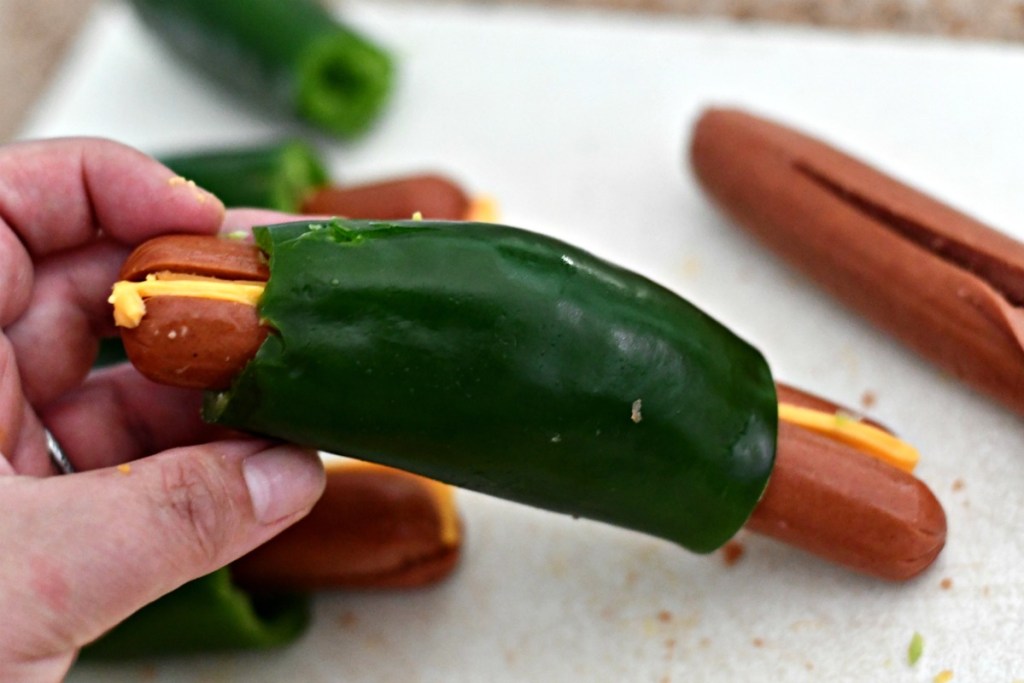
[160,140,328,212]
[81,568,310,659]
[129,0,394,137]
[206,219,778,553]
[94,337,129,368]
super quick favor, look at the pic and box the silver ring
[45,429,75,474]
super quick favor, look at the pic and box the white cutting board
[21,1,1024,680]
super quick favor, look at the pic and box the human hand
[0,138,326,681]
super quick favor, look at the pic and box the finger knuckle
[156,457,236,568]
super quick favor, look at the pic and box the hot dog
[301,174,472,220]
[233,459,462,591]
[110,231,946,581]
[689,107,1024,416]
[115,235,269,390]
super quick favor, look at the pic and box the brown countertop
[445,0,1024,40]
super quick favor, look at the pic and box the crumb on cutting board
[721,540,745,567]
[859,389,877,409]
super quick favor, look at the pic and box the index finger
[0,137,224,255]
[0,138,225,326]
[40,365,229,471]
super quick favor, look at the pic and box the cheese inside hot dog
[778,403,918,472]
[109,273,266,328]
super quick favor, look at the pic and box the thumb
[0,439,324,665]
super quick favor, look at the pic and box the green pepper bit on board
[908,631,925,666]
[129,0,394,138]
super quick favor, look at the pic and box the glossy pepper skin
[160,140,328,212]
[206,220,778,553]
[81,569,310,659]
[129,0,394,137]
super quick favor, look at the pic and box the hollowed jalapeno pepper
[116,219,778,553]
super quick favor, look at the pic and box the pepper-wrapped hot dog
[111,223,946,580]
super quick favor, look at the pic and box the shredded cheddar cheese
[423,477,461,548]
[109,272,266,328]
[463,195,500,223]
[167,175,209,203]
[778,403,919,472]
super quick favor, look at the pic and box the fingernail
[243,447,325,524]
